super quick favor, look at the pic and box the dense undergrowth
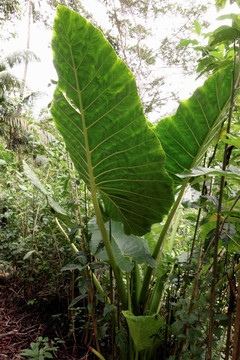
[0,115,240,359]
[1,3,240,360]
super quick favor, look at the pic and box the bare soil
[0,278,88,359]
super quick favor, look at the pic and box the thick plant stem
[225,274,236,360]
[69,270,77,349]
[139,177,189,310]
[232,270,240,360]
[91,194,127,309]
[54,217,107,298]
[149,266,173,314]
[88,272,101,354]
[146,208,182,314]
[110,267,116,360]
[70,30,128,309]
[71,162,86,251]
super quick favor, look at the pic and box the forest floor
[0,276,86,359]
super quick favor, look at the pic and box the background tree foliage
[87,0,212,119]
[0,0,21,20]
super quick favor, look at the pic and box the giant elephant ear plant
[51,5,240,358]
[51,5,174,306]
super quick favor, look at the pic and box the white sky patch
[2,2,56,112]
[1,0,240,119]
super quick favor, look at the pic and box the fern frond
[4,49,40,68]
[2,116,56,145]
[0,71,22,94]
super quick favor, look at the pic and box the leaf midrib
[64,20,96,194]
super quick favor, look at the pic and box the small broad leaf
[69,293,88,308]
[0,159,6,165]
[103,303,115,320]
[89,220,134,272]
[61,263,85,272]
[217,13,240,21]
[194,20,201,35]
[20,349,37,356]
[43,353,53,359]
[23,250,37,260]
[111,221,157,268]
[68,225,82,241]
[222,133,240,148]
[215,0,228,11]
[89,219,156,269]
[172,319,185,334]
[115,330,128,353]
[217,13,240,31]
[74,251,87,265]
[178,39,199,47]
[210,25,240,46]
[122,310,165,351]
[200,214,217,241]
[190,345,204,356]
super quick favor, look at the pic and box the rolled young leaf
[51,6,174,236]
[122,310,165,351]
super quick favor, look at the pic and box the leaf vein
[193,93,210,129]
[87,88,136,130]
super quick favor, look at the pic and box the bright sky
[1,0,240,120]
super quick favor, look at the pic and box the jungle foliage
[0,1,240,359]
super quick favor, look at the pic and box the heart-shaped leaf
[51,6,174,235]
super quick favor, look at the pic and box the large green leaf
[155,65,239,185]
[51,6,173,236]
